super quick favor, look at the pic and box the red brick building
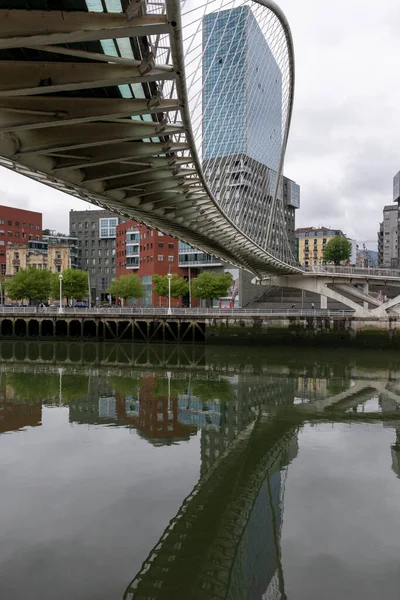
[116,219,195,307]
[0,205,42,275]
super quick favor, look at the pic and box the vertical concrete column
[320,295,328,310]
[363,283,369,310]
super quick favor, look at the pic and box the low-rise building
[116,220,192,307]
[6,241,73,276]
[296,226,346,267]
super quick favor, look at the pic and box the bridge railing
[0,307,354,317]
[306,265,400,278]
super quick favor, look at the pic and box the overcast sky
[0,0,398,248]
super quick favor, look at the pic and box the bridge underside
[0,0,301,276]
[259,274,400,317]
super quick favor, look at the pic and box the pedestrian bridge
[0,0,299,276]
[0,0,397,316]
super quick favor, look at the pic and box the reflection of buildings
[69,373,197,445]
[0,384,41,434]
[117,376,197,445]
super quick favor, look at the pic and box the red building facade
[0,205,42,275]
[116,220,195,307]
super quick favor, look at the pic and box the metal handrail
[0,306,354,317]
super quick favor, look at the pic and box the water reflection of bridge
[124,414,299,600]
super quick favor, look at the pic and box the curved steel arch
[0,0,301,276]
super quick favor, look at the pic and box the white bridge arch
[0,0,300,276]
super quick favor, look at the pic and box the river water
[1,342,400,600]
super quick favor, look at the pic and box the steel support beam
[0,11,169,49]
[12,122,184,155]
[0,97,180,132]
[0,61,175,97]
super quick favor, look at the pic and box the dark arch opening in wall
[28,320,39,337]
[42,320,54,337]
[1,320,12,336]
[83,320,96,339]
[70,320,81,338]
[28,342,39,362]
[55,320,67,338]
[98,321,104,340]
[15,319,27,337]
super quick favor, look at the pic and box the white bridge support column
[257,275,375,316]
[363,282,369,311]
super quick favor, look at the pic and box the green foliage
[323,236,352,265]
[192,271,233,301]
[5,267,53,304]
[153,273,189,299]
[108,274,144,301]
[51,269,88,301]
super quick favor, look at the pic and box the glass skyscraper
[202,6,299,256]
[203,6,282,171]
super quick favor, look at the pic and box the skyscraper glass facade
[203,6,282,171]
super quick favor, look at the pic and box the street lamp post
[167,273,172,315]
[58,273,63,314]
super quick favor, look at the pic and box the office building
[202,7,300,257]
[296,226,346,267]
[0,205,42,275]
[378,205,398,268]
[69,209,126,302]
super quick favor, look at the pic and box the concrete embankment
[1,310,400,348]
[205,315,400,348]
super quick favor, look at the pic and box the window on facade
[84,222,89,229]
[14,221,19,227]
[22,223,26,229]
[168,243,174,249]
[56,251,61,258]
[158,255,164,261]
[1,264,5,275]
[0,219,3,224]
[14,252,19,259]
[100,218,117,238]
[36,225,40,231]
[7,231,12,236]
[22,233,26,239]
[15,232,19,238]
[168,256,174,262]
[92,258,95,265]
[29,224,33,230]
[7,220,12,226]
[158,242,164,249]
